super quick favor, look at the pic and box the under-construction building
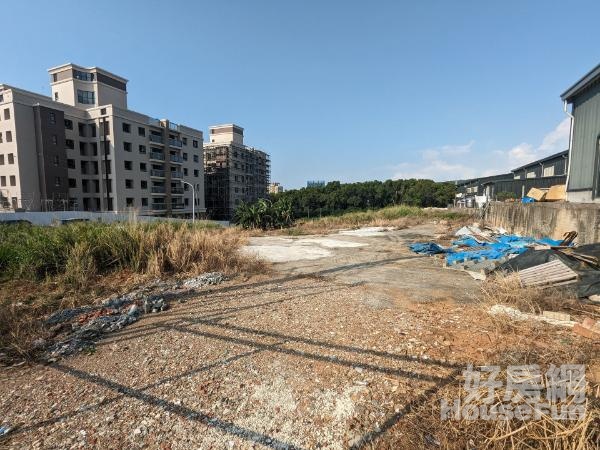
[203,124,270,220]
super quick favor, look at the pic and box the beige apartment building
[0,63,205,217]
[268,182,283,194]
[204,124,270,220]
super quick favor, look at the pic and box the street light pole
[181,180,195,224]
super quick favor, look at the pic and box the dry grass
[384,276,600,449]
[0,223,267,361]
[263,205,474,235]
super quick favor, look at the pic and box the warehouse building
[561,63,600,203]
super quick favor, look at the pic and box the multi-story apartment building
[204,124,270,220]
[268,182,283,194]
[0,63,205,217]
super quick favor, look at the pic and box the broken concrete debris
[44,272,227,359]
[573,317,600,340]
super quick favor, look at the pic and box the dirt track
[1,224,488,449]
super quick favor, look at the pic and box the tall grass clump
[0,221,261,285]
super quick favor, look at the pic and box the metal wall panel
[570,82,600,190]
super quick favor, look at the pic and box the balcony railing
[170,154,183,163]
[152,203,167,211]
[172,203,185,210]
[171,171,183,179]
[151,186,166,194]
[150,169,165,177]
[168,138,183,148]
[149,152,165,161]
[149,134,163,144]
[171,187,184,195]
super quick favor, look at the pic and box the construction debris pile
[410,224,600,299]
[43,272,227,359]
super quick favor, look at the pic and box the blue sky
[2,1,599,188]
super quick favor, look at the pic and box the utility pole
[181,180,195,224]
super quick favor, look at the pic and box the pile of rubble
[410,224,600,296]
[43,272,227,359]
[411,224,600,339]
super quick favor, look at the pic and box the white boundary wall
[0,211,229,227]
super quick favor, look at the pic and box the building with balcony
[0,63,205,217]
[203,124,270,220]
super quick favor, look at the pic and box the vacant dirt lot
[0,224,589,449]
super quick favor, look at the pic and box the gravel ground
[0,272,470,449]
[2,224,585,449]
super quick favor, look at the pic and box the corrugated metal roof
[561,63,600,102]
[510,150,569,172]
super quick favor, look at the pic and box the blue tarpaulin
[410,229,569,265]
[409,242,450,255]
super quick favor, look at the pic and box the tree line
[270,179,456,218]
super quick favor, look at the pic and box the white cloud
[390,119,570,181]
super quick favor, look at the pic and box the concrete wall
[486,202,600,244]
[0,211,229,227]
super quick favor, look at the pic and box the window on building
[183,168,188,176]
[94,180,100,193]
[0,155,3,165]
[139,145,146,154]
[182,137,187,145]
[6,131,12,142]
[141,180,147,189]
[526,171,536,179]
[54,92,59,101]
[52,134,58,145]
[77,90,95,105]
[90,142,98,156]
[0,132,2,143]
[193,155,199,163]
[141,198,148,206]
[80,161,89,174]
[543,166,555,177]
[53,155,60,166]
[185,198,189,206]
[192,140,198,148]
[194,169,199,177]
[138,127,146,137]
[183,152,188,161]
[66,139,74,149]
[49,112,56,124]
[9,175,16,186]
[7,153,14,164]
[3,108,10,120]
[0,94,5,102]
[0,176,5,186]
[92,161,99,175]
[102,120,110,136]
[124,161,132,170]
[54,176,61,187]
[124,142,132,152]
[89,124,97,137]
[78,123,86,137]
[68,178,76,188]
[64,119,73,130]
[79,142,87,156]
[126,198,134,207]
[140,162,147,172]
[125,179,133,189]
[74,70,94,81]
[122,122,131,133]
[67,158,75,169]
